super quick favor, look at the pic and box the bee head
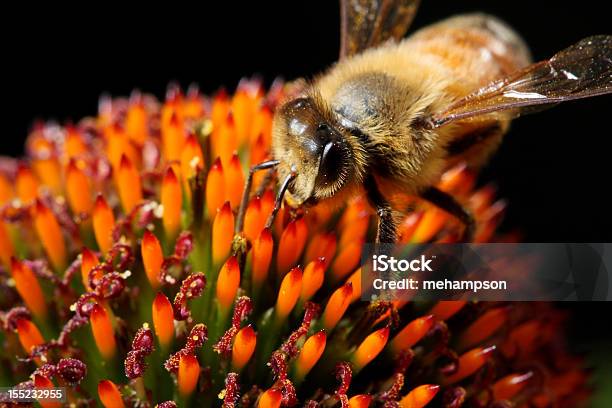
[272,96,355,206]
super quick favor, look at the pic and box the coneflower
[0,79,589,407]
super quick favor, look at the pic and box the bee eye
[317,141,344,187]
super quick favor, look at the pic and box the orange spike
[161,167,182,238]
[397,212,424,243]
[390,315,435,355]
[277,219,307,274]
[180,133,205,191]
[260,189,275,220]
[330,240,362,283]
[33,199,66,271]
[300,258,326,302]
[93,195,116,254]
[244,196,263,242]
[125,99,148,145]
[34,374,62,408]
[64,125,87,159]
[178,354,200,397]
[15,318,44,354]
[211,89,231,128]
[349,394,373,408]
[250,105,273,146]
[152,292,174,347]
[429,301,467,321]
[339,211,369,248]
[98,380,125,408]
[437,163,474,195]
[214,114,238,165]
[0,173,14,204]
[216,256,240,310]
[33,158,62,195]
[322,283,353,331]
[346,268,362,303]
[81,248,100,290]
[162,111,186,162]
[294,330,326,380]
[206,158,225,217]
[231,89,256,144]
[10,258,46,318]
[224,153,245,209]
[66,159,94,215]
[411,207,448,243]
[257,388,282,408]
[142,230,163,289]
[492,372,533,401]
[117,154,142,213]
[16,165,39,203]
[275,267,303,320]
[250,133,269,173]
[232,325,257,371]
[458,307,508,349]
[399,384,440,408]
[212,201,235,266]
[352,327,389,371]
[501,320,540,358]
[443,345,496,384]
[251,228,273,287]
[90,303,117,360]
[304,232,337,267]
[0,219,14,267]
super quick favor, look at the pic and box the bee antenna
[264,169,297,230]
[235,160,280,234]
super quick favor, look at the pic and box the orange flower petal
[117,154,142,214]
[10,258,46,318]
[125,97,148,145]
[345,268,362,303]
[277,219,307,275]
[33,199,66,271]
[0,219,15,267]
[411,206,447,243]
[178,354,200,397]
[81,247,99,290]
[216,256,240,310]
[232,325,257,371]
[349,394,373,408]
[212,201,234,266]
[492,372,533,401]
[16,318,44,354]
[458,307,508,349]
[300,258,326,303]
[251,228,273,287]
[428,301,467,321]
[34,374,61,408]
[322,283,353,331]
[93,194,116,254]
[98,380,125,408]
[275,267,302,320]
[161,166,182,238]
[244,196,263,242]
[443,345,496,384]
[16,165,38,203]
[390,315,435,355]
[141,230,164,289]
[398,384,440,408]
[304,232,337,267]
[66,159,93,215]
[90,303,117,360]
[206,157,225,217]
[330,240,362,283]
[352,327,389,371]
[295,330,326,379]
[152,292,174,347]
[258,388,282,408]
[224,153,245,209]
[161,111,185,162]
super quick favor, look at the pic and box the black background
[3,1,611,359]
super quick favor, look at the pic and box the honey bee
[241,0,611,243]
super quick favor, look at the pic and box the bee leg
[235,160,280,234]
[364,176,397,244]
[420,186,475,242]
[264,170,296,229]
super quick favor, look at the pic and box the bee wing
[340,0,420,59]
[430,36,612,128]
